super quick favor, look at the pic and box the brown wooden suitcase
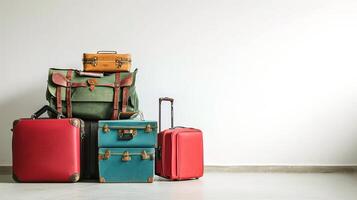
[83,51,131,72]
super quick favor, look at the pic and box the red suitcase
[12,105,82,182]
[155,97,204,180]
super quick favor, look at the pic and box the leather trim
[51,72,133,88]
[56,87,62,113]
[121,87,129,112]
[70,83,87,88]
[66,70,73,118]
[111,73,120,119]
[120,74,133,87]
[52,73,67,87]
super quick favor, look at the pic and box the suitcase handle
[76,70,104,78]
[170,126,186,129]
[118,129,136,140]
[97,50,117,54]
[159,97,174,132]
[31,105,65,119]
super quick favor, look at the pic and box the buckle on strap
[87,78,97,91]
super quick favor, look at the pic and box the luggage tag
[129,111,145,121]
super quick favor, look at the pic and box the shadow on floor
[0,175,15,183]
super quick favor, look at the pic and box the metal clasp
[115,58,131,68]
[87,78,97,91]
[121,151,131,162]
[103,150,111,160]
[115,59,123,68]
[141,150,151,160]
[118,129,137,140]
[103,124,110,133]
[144,124,153,133]
[83,57,97,66]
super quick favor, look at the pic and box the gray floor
[1,172,357,200]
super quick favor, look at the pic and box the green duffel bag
[46,68,139,120]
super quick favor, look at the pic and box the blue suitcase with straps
[98,120,157,183]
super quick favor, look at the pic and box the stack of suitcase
[12,51,204,183]
[97,120,157,182]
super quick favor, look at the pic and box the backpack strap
[66,70,73,118]
[120,73,134,114]
[121,87,129,113]
[111,73,121,119]
[51,71,134,119]
[55,87,62,113]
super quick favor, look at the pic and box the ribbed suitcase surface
[81,121,99,179]
[156,128,204,180]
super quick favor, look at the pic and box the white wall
[1,0,357,166]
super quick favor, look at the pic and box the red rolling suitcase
[12,105,83,182]
[155,97,204,180]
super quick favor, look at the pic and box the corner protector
[147,176,154,183]
[99,177,106,183]
[69,173,80,182]
[69,119,80,128]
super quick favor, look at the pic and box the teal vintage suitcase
[98,120,157,148]
[98,148,154,183]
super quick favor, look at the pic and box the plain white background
[1,0,357,166]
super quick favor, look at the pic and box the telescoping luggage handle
[159,97,174,132]
[31,105,65,119]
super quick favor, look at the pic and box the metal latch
[103,150,111,160]
[83,57,97,66]
[121,151,131,162]
[141,150,151,160]
[103,124,110,133]
[115,58,131,68]
[118,129,137,140]
[144,124,153,133]
[87,78,97,91]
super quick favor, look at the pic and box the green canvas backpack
[46,68,139,120]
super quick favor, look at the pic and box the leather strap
[52,72,133,88]
[66,70,73,118]
[111,73,121,119]
[70,82,87,88]
[51,71,134,118]
[55,87,62,113]
[122,87,129,113]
